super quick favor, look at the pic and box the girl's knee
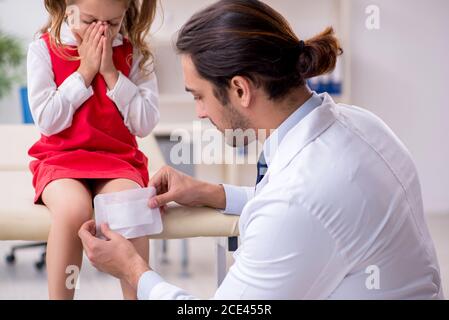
[43,179,93,228]
[51,202,93,230]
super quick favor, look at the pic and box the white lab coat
[138,93,443,299]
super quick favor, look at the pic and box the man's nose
[195,105,208,119]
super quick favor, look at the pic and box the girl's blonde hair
[40,0,157,74]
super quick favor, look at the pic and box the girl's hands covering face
[74,22,105,86]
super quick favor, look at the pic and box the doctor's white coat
[139,93,443,300]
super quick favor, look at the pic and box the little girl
[27,0,159,299]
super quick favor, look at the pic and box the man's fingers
[149,166,170,189]
[148,191,174,209]
[79,220,96,236]
[148,172,161,189]
[100,223,120,240]
[148,167,178,208]
[78,228,95,251]
[78,220,97,249]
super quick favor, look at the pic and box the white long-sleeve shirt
[137,93,443,300]
[27,23,159,137]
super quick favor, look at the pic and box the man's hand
[78,220,150,289]
[75,22,104,87]
[99,24,119,90]
[148,165,226,211]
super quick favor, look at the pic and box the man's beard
[221,103,256,147]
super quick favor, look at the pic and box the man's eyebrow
[185,87,197,93]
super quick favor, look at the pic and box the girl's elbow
[35,118,70,136]
[135,123,156,138]
[31,110,53,136]
[137,105,160,137]
[36,124,54,136]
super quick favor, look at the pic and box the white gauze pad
[94,187,163,240]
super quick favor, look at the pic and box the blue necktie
[256,152,268,185]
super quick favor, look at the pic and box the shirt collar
[262,91,323,166]
[59,22,124,47]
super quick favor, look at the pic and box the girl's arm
[106,49,160,138]
[27,39,94,136]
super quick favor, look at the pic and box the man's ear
[229,76,252,108]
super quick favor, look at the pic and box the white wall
[153,0,339,40]
[349,0,449,214]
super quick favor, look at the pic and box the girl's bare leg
[92,178,149,300]
[42,178,93,300]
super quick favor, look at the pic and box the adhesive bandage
[94,187,163,239]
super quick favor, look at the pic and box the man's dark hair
[176,0,343,104]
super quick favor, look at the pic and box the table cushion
[0,171,239,240]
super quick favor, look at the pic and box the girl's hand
[99,24,119,90]
[75,22,104,87]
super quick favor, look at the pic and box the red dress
[28,33,149,204]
